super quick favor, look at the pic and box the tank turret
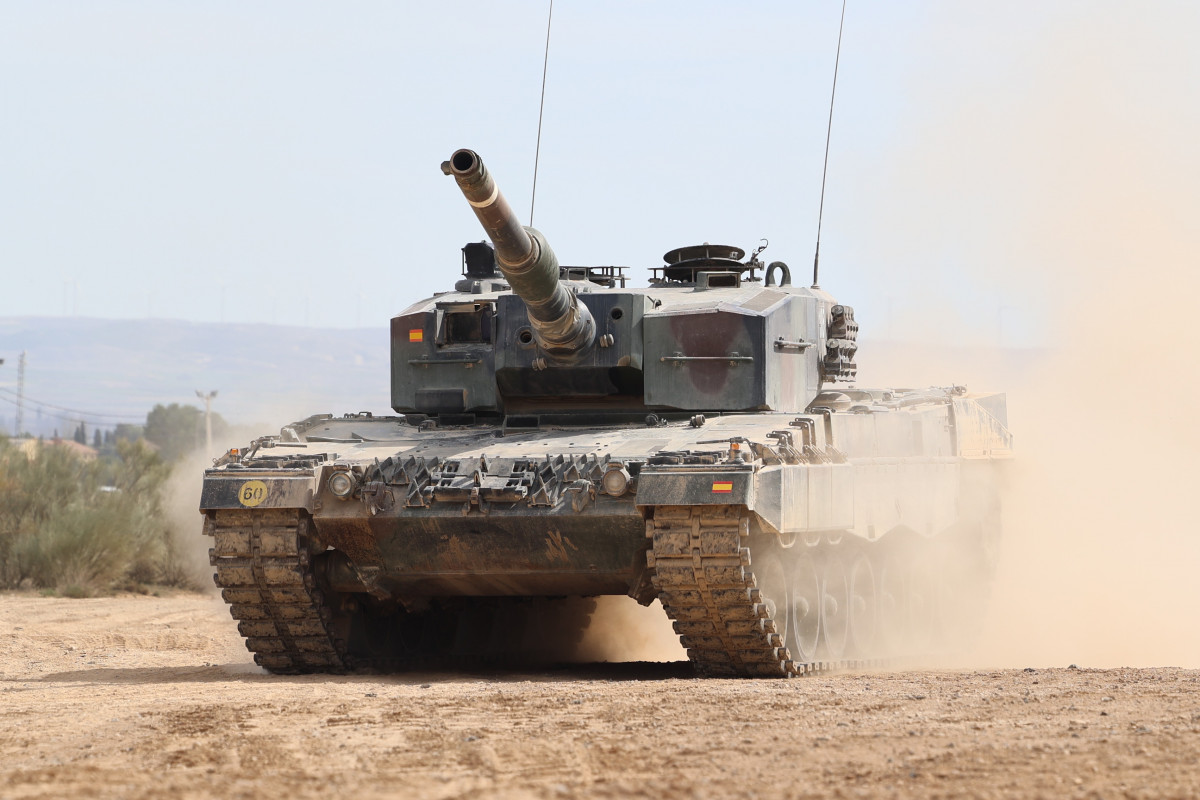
[390,149,856,416]
[442,149,595,362]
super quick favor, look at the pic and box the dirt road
[2,593,1198,799]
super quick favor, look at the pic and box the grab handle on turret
[443,149,595,361]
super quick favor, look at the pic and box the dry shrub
[0,436,192,594]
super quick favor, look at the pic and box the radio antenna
[530,0,554,226]
[812,0,848,289]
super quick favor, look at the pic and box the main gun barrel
[443,149,595,360]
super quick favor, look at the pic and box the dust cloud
[971,268,1200,668]
[855,7,1200,668]
[574,598,684,663]
[161,423,279,592]
[160,448,216,590]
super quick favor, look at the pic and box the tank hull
[201,391,1010,675]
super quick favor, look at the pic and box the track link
[206,508,348,674]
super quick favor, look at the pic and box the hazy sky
[2,2,1197,347]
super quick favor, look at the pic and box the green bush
[0,436,189,593]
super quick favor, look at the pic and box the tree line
[62,402,228,463]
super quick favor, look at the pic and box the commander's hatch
[650,243,761,285]
[435,300,495,345]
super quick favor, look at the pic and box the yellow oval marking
[238,480,269,507]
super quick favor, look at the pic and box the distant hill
[0,317,391,437]
[0,316,1041,440]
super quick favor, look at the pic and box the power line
[0,387,144,422]
[0,394,105,427]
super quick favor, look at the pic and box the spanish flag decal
[712,481,733,493]
[408,329,424,343]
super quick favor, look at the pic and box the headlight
[601,464,631,496]
[328,470,355,498]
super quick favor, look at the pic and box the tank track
[646,505,798,677]
[207,504,920,677]
[646,505,887,678]
[206,508,350,674]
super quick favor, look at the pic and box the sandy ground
[2,593,1199,800]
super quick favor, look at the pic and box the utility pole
[195,389,218,454]
[15,351,26,437]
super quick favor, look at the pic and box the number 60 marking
[238,480,269,508]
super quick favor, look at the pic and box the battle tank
[200,149,1012,677]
